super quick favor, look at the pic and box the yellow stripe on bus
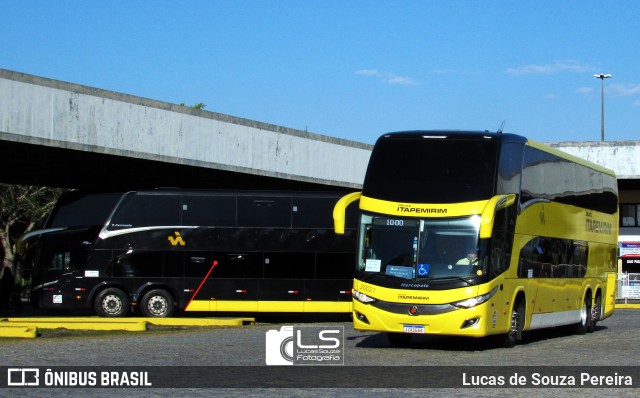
[360,195,488,218]
[184,300,352,313]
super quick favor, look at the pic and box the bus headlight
[452,286,498,309]
[352,290,376,304]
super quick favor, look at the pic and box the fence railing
[617,273,640,302]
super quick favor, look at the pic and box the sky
[2,1,639,145]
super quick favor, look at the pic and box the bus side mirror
[333,192,361,234]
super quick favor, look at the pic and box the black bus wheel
[503,299,524,348]
[94,288,129,317]
[140,289,175,318]
[589,294,602,333]
[574,295,591,335]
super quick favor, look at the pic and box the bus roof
[124,189,357,198]
[378,131,616,177]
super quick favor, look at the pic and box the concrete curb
[615,304,640,309]
[2,320,147,332]
[3,316,255,326]
[0,326,38,338]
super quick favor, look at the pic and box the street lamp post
[593,73,612,141]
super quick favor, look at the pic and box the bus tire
[588,293,602,333]
[503,298,525,348]
[386,332,412,347]
[94,288,129,317]
[574,295,591,335]
[140,289,175,318]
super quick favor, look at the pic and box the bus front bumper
[352,300,501,337]
[32,285,90,310]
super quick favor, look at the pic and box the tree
[0,184,65,273]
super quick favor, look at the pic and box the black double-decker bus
[17,190,357,317]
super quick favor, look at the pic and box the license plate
[403,324,426,334]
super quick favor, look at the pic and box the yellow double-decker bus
[334,131,618,347]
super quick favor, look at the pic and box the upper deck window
[521,146,618,214]
[108,194,181,230]
[363,135,499,203]
[47,192,123,228]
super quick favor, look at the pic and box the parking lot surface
[1,309,638,397]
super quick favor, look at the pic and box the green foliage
[0,184,66,270]
[179,102,207,109]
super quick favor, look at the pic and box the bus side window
[113,251,163,277]
[48,252,71,272]
[237,197,290,228]
[164,251,184,277]
[316,253,354,279]
[182,195,236,226]
[109,195,181,230]
[292,197,334,228]
[490,206,514,276]
[209,252,262,278]
[85,250,113,272]
[263,253,314,279]
[362,225,373,259]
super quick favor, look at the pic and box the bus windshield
[357,214,483,280]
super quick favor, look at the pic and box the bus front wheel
[140,289,175,318]
[503,299,524,348]
[94,288,129,317]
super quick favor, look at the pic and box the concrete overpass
[0,68,372,191]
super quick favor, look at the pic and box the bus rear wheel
[94,288,129,317]
[574,295,592,335]
[140,289,175,318]
[589,294,602,333]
